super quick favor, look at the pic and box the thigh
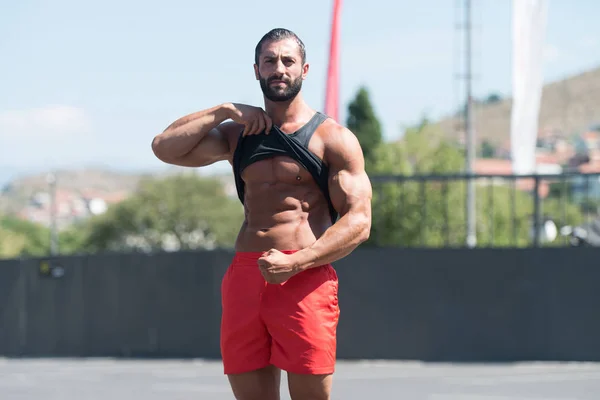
[221,260,271,375]
[263,265,340,375]
[228,365,281,400]
[287,372,333,400]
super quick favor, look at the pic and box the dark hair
[254,28,306,66]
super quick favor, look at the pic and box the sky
[1,0,600,185]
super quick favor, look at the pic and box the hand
[257,249,299,284]
[227,103,273,136]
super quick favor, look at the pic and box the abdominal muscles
[234,157,332,252]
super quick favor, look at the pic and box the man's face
[254,38,309,102]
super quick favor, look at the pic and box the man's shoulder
[318,118,361,150]
[319,117,345,134]
[317,118,364,166]
[317,118,352,142]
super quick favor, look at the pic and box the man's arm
[151,103,233,167]
[151,103,272,167]
[291,126,372,270]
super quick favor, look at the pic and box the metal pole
[533,176,541,247]
[465,0,477,248]
[47,172,59,256]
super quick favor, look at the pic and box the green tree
[0,215,91,258]
[346,86,383,171]
[0,225,28,258]
[78,173,244,253]
[366,119,583,247]
[484,93,503,104]
[0,216,51,257]
[368,119,467,246]
[58,224,90,255]
[480,140,496,158]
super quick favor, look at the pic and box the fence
[2,247,600,362]
[370,172,600,248]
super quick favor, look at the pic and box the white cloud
[0,105,95,168]
[0,105,92,139]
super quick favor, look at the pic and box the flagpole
[324,0,342,122]
[464,0,477,248]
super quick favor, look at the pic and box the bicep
[169,125,234,167]
[327,131,373,217]
[183,127,231,166]
[329,168,372,217]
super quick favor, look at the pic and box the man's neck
[264,94,314,127]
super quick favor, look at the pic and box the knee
[234,393,279,400]
[231,386,280,400]
[228,365,281,400]
[288,373,332,400]
[290,391,330,400]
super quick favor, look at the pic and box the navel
[296,176,301,181]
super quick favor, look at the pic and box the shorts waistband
[232,250,298,266]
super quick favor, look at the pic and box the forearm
[152,103,232,159]
[291,211,370,271]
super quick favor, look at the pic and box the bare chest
[242,156,315,185]
[240,130,326,186]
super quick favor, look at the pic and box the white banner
[510,0,548,175]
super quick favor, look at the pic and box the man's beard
[259,74,303,102]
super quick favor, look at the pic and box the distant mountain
[0,167,161,215]
[433,65,600,148]
[0,165,237,217]
[11,169,145,191]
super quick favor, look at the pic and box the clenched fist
[257,249,299,284]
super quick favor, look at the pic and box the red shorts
[220,251,340,375]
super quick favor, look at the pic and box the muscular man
[151,28,372,400]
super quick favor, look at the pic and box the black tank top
[232,111,338,224]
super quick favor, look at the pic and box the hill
[0,166,238,228]
[0,168,151,216]
[434,65,600,150]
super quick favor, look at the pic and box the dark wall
[334,247,600,362]
[1,247,599,362]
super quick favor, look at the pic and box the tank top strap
[293,112,329,147]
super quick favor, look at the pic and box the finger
[258,113,268,135]
[243,117,257,136]
[260,114,268,134]
[264,114,273,134]
[255,115,265,135]
[244,120,257,136]
[251,118,263,135]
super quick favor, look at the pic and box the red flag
[324,0,342,122]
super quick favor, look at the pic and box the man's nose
[274,60,286,74]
